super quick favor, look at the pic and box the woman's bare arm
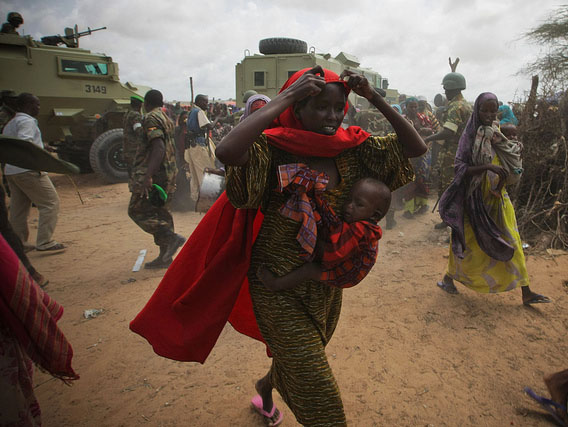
[216,66,327,166]
[341,70,427,158]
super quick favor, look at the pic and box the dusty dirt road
[25,173,567,426]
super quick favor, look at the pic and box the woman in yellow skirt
[436,92,551,305]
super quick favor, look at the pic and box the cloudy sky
[4,0,562,105]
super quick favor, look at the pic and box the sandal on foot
[37,243,65,252]
[251,394,283,426]
[437,280,459,295]
[523,294,552,306]
[524,387,568,426]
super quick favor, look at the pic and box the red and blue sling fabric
[277,162,382,288]
[319,218,381,288]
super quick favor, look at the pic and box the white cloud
[1,0,562,103]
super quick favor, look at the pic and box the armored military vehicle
[0,25,149,182]
[235,37,399,112]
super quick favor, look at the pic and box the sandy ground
[21,173,567,427]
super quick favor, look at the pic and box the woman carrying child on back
[436,92,550,306]
[215,66,425,426]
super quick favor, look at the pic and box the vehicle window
[254,71,265,87]
[61,59,108,75]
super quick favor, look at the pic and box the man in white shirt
[3,93,65,251]
[185,94,217,202]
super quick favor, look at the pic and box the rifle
[41,25,106,48]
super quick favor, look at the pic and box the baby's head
[500,123,518,141]
[343,178,391,224]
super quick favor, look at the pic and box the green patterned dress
[226,133,413,426]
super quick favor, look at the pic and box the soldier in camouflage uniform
[122,95,144,178]
[128,89,185,269]
[425,72,472,228]
[0,12,23,35]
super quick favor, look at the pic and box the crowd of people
[0,35,565,424]
[128,67,563,427]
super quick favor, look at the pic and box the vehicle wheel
[259,38,307,55]
[89,128,128,183]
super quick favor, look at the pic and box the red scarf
[0,235,78,381]
[130,69,370,363]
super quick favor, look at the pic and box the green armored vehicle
[0,24,149,182]
[235,37,399,113]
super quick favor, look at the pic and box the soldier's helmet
[7,12,23,25]
[242,90,258,103]
[442,72,466,91]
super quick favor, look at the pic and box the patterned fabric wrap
[319,218,381,288]
[0,234,78,381]
[447,155,529,293]
[276,163,329,257]
[276,163,382,288]
[469,121,523,198]
[440,92,515,261]
[0,320,41,426]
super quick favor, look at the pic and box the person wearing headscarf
[498,104,519,125]
[436,92,550,306]
[131,66,425,426]
[401,97,440,217]
[240,94,271,122]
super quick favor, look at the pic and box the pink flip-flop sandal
[251,394,284,426]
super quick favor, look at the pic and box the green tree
[523,5,568,91]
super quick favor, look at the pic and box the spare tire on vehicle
[89,128,128,183]
[259,38,307,55]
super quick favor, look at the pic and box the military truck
[0,25,149,183]
[235,37,399,111]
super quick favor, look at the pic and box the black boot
[144,245,170,269]
[162,233,186,261]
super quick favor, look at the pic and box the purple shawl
[438,92,514,261]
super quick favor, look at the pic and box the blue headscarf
[498,104,518,125]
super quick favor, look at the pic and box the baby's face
[501,126,518,140]
[343,181,387,223]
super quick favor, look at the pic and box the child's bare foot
[544,370,568,424]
